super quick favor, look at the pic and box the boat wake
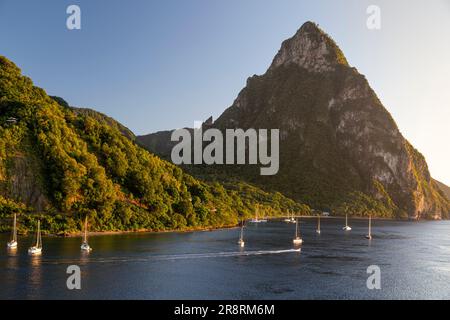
[42,248,301,265]
[156,248,301,261]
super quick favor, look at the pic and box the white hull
[7,240,18,249]
[238,240,245,247]
[293,237,303,245]
[81,243,92,251]
[8,213,18,249]
[316,230,321,234]
[250,219,267,223]
[365,235,372,240]
[81,217,92,251]
[343,214,351,231]
[29,220,42,255]
[28,246,42,255]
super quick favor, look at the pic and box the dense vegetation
[0,55,310,235]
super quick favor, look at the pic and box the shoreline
[47,224,240,238]
[1,215,428,238]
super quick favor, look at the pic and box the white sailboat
[284,210,292,223]
[365,215,372,240]
[28,220,42,255]
[289,212,296,223]
[284,210,295,223]
[250,205,267,223]
[342,214,352,231]
[316,214,321,234]
[293,218,303,245]
[81,216,92,252]
[238,220,245,247]
[7,213,18,249]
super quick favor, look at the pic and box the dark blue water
[1,218,450,299]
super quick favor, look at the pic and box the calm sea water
[1,218,450,300]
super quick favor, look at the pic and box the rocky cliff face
[0,147,49,212]
[434,179,450,200]
[269,21,349,73]
[139,21,450,219]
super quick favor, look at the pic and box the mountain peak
[298,20,322,33]
[269,21,349,72]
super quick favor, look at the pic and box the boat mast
[318,214,320,231]
[240,220,244,241]
[12,213,17,242]
[36,220,41,248]
[295,218,299,238]
[345,214,348,227]
[368,215,372,237]
[84,216,88,243]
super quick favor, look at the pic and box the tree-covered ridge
[0,55,309,235]
[69,105,136,141]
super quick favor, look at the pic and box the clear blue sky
[0,0,449,184]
